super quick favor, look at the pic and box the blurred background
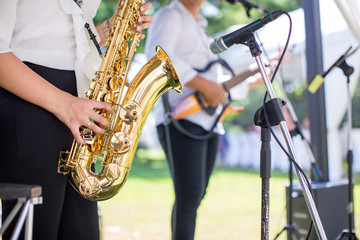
[93,0,360,239]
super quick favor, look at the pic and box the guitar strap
[162,92,217,140]
[194,58,235,77]
[162,58,233,140]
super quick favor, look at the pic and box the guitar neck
[222,68,260,91]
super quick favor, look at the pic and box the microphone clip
[240,32,262,57]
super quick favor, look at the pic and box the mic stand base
[273,224,300,240]
[336,230,358,240]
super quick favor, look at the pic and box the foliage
[94,0,302,51]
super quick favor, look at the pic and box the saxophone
[58,0,182,201]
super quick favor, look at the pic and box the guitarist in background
[145,0,255,239]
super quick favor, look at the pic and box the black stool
[0,183,42,240]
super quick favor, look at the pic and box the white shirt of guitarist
[145,0,231,132]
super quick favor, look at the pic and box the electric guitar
[169,51,290,122]
[170,67,261,122]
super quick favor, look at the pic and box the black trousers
[0,63,99,240]
[157,120,219,240]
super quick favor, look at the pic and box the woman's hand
[134,2,153,39]
[199,81,227,107]
[53,95,115,144]
[186,74,227,108]
[97,1,153,44]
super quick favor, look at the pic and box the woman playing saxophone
[0,1,152,239]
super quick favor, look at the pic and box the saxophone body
[58,0,182,201]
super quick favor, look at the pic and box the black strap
[162,91,231,140]
[194,58,235,77]
[84,23,102,55]
[162,93,215,140]
[195,58,235,104]
[73,0,83,7]
[74,1,102,55]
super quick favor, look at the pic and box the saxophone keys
[81,128,94,144]
[107,76,120,91]
[111,132,131,153]
[58,151,70,174]
[104,163,121,181]
[102,92,116,105]
[79,176,101,197]
[115,59,126,73]
[121,42,128,55]
[120,102,140,124]
[90,135,103,153]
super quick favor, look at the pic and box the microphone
[210,10,284,54]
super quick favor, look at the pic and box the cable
[260,11,315,240]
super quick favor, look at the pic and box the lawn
[98,149,360,240]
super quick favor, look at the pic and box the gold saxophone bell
[58,0,182,201]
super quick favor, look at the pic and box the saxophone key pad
[111,132,131,153]
[104,163,121,181]
[120,102,140,124]
[79,176,101,197]
[81,128,94,145]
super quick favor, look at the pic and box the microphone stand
[238,6,323,239]
[241,32,327,240]
[335,59,358,240]
[244,4,323,181]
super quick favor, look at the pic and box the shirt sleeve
[0,0,18,53]
[145,9,198,85]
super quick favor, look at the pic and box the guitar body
[170,92,245,122]
[170,94,202,120]
[170,68,257,121]
[169,55,284,122]
[194,92,217,115]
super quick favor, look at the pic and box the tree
[94,0,302,50]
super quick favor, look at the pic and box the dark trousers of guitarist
[157,120,219,240]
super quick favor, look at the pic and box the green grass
[98,149,360,240]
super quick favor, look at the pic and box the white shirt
[145,0,225,131]
[0,0,102,98]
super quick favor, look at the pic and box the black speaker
[286,179,349,239]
